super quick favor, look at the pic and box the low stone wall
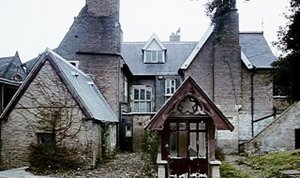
[244,102,300,154]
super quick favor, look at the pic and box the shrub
[28,143,83,172]
[215,147,225,161]
[142,131,160,164]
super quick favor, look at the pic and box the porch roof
[145,76,234,131]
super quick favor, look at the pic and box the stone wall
[131,114,154,151]
[217,114,239,153]
[245,102,300,154]
[239,68,275,141]
[0,62,102,169]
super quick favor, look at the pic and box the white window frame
[124,77,128,102]
[131,85,152,112]
[165,79,177,96]
[144,50,165,63]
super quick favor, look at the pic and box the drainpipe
[212,44,216,101]
[250,66,256,137]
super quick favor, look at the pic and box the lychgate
[145,77,234,178]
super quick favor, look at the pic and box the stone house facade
[0,50,118,169]
[12,0,293,160]
[121,8,277,153]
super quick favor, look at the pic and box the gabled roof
[179,30,276,70]
[145,76,234,131]
[240,32,276,69]
[0,49,118,123]
[180,25,215,70]
[0,52,26,80]
[142,34,167,51]
[122,41,196,76]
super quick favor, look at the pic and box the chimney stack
[169,28,181,42]
[86,0,119,17]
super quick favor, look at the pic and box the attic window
[11,73,22,82]
[144,50,165,63]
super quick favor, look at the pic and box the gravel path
[45,152,156,178]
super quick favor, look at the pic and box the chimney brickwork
[86,0,119,17]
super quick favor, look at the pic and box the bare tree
[16,66,82,147]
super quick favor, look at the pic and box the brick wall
[183,36,214,98]
[77,55,124,114]
[86,0,119,17]
[56,0,123,115]
[183,9,241,152]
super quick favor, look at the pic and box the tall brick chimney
[86,0,119,17]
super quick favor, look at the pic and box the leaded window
[131,86,152,112]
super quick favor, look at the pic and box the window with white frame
[165,79,177,97]
[124,77,128,102]
[144,50,164,63]
[132,85,152,112]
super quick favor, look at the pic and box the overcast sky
[0,0,289,62]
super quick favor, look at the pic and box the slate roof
[1,49,118,123]
[240,32,276,69]
[0,52,26,80]
[56,5,121,61]
[122,31,276,76]
[121,41,197,76]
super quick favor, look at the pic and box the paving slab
[0,167,52,178]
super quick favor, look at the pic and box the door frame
[162,117,212,177]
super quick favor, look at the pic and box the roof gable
[142,34,167,51]
[180,25,214,70]
[180,30,276,70]
[1,49,117,123]
[0,52,26,81]
[122,41,196,76]
[145,76,234,131]
[239,32,276,69]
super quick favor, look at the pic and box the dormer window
[142,34,167,64]
[144,50,164,63]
